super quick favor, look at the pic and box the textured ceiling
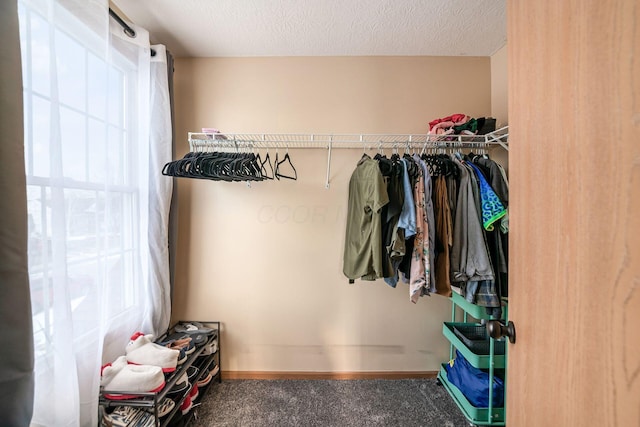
[112,0,506,58]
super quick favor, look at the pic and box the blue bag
[445,349,504,407]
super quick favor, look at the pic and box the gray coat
[450,159,495,282]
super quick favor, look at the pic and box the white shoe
[101,356,165,400]
[201,340,218,356]
[126,332,180,372]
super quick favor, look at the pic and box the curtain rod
[108,7,156,56]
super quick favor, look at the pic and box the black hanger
[257,152,274,180]
[163,146,293,182]
[275,149,297,180]
[238,153,262,181]
[403,154,419,179]
[162,152,199,177]
[206,151,236,181]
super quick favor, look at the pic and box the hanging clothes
[470,155,510,300]
[409,162,429,302]
[343,154,389,281]
[466,162,507,231]
[342,141,509,308]
[397,158,418,284]
[415,154,436,294]
[397,158,417,238]
[451,155,505,316]
[433,175,453,296]
[450,159,495,283]
[382,154,407,288]
[378,155,404,281]
[383,224,406,288]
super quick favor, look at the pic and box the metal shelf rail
[186,127,509,188]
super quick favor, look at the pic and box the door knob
[486,320,516,344]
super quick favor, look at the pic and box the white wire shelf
[184,127,508,188]
[187,126,509,152]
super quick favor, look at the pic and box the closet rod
[187,127,509,188]
[188,127,509,152]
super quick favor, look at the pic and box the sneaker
[157,337,196,356]
[186,366,199,384]
[176,348,187,365]
[103,407,155,427]
[126,332,180,372]
[196,368,212,387]
[143,397,175,418]
[189,333,209,347]
[102,406,143,427]
[131,412,155,427]
[189,384,199,401]
[167,331,208,348]
[200,340,217,356]
[179,395,193,415]
[166,373,190,397]
[210,364,220,378]
[174,322,214,335]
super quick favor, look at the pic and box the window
[19,1,142,360]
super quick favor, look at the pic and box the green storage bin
[452,324,506,355]
[443,322,506,369]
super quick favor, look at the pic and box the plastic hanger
[274,146,297,180]
[259,149,274,180]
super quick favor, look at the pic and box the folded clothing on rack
[428,114,497,136]
[429,114,469,131]
[476,117,496,135]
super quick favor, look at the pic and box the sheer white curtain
[18,0,172,425]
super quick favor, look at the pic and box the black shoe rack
[99,320,222,427]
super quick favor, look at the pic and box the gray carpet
[191,379,470,427]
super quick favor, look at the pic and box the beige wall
[491,44,508,127]
[172,56,493,373]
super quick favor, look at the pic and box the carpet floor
[191,379,470,427]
